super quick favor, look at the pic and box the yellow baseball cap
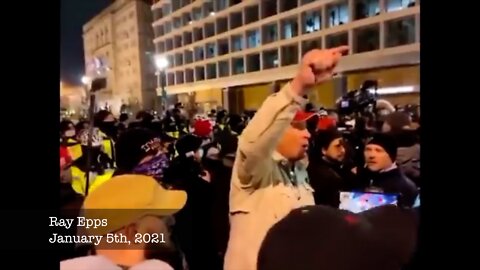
[82,174,187,236]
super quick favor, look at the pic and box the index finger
[330,45,349,54]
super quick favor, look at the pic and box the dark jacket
[164,157,218,270]
[390,130,420,187]
[307,157,358,207]
[203,156,233,267]
[357,167,418,208]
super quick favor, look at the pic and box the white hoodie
[60,255,173,270]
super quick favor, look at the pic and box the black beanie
[366,133,397,162]
[315,129,343,150]
[175,134,203,157]
[115,128,159,172]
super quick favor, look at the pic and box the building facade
[152,0,420,112]
[60,82,87,119]
[83,0,157,114]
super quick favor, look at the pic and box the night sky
[61,0,113,85]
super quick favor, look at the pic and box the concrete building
[151,0,420,112]
[83,0,157,114]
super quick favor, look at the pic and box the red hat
[293,111,318,122]
[317,116,337,130]
[193,119,213,138]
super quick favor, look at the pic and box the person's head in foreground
[258,205,417,270]
[276,111,317,162]
[60,174,187,270]
[364,133,397,172]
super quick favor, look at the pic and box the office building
[152,0,420,111]
[83,0,157,114]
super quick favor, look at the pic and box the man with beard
[60,175,187,270]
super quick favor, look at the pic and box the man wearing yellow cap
[60,174,187,270]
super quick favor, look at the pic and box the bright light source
[154,55,169,70]
[81,76,91,85]
[369,86,417,95]
[210,11,215,16]
[189,20,193,24]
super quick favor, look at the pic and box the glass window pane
[247,29,261,48]
[206,63,217,79]
[326,32,349,53]
[263,24,278,44]
[195,66,205,81]
[353,0,380,20]
[303,10,322,34]
[385,16,416,47]
[232,58,244,75]
[206,43,216,59]
[247,54,261,72]
[231,35,243,52]
[354,24,380,53]
[282,45,299,66]
[219,61,230,77]
[282,17,299,39]
[302,38,322,55]
[263,49,279,69]
[327,1,349,27]
[386,0,416,12]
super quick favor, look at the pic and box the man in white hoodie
[60,174,187,270]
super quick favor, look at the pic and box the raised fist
[294,46,349,91]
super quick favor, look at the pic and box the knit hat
[315,129,343,150]
[115,128,160,172]
[258,205,417,270]
[175,134,203,157]
[366,133,398,162]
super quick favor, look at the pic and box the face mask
[132,154,169,181]
[64,130,76,138]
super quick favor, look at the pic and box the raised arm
[236,83,306,184]
[235,46,349,186]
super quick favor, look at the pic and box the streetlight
[154,55,169,114]
[81,75,91,86]
[154,55,169,70]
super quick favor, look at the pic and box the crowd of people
[59,47,420,270]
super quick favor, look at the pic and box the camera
[336,80,379,117]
